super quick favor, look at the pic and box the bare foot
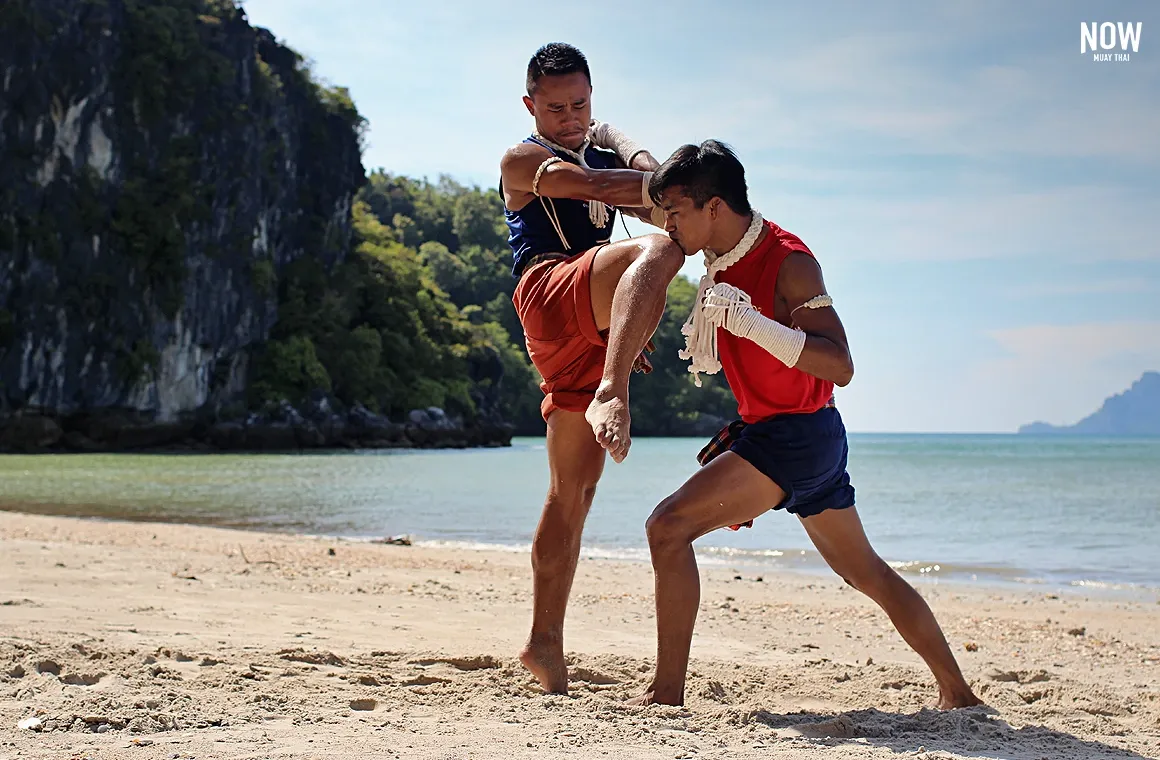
[519,636,568,694]
[585,388,631,462]
[624,688,682,707]
[936,687,984,710]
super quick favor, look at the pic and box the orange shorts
[512,246,608,422]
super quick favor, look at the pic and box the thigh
[588,234,673,332]
[651,452,786,541]
[798,506,884,581]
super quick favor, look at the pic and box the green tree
[250,335,332,405]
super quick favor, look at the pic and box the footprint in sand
[61,672,105,686]
[403,674,453,687]
[36,660,61,675]
[409,655,500,671]
[699,681,727,702]
[568,667,620,685]
[985,668,1051,684]
[779,714,858,739]
[276,648,345,667]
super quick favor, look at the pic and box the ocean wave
[406,537,1158,597]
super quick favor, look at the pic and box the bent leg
[799,507,982,709]
[634,452,785,706]
[584,234,685,462]
[520,409,606,694]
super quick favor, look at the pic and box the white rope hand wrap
[589,120,647,169]
[648,204,666,229]
[702,283,806,368]
[678,210,764,386]
[531,129,611,228]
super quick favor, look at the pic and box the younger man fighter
[632,140,982,711]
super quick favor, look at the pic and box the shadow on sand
[744,705,1151,760]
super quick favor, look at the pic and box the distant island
[1019,371,1160,436]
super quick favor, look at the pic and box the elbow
[835,357,854,387]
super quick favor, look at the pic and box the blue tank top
[502,136,620,277]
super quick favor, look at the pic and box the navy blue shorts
[730,406,855,519]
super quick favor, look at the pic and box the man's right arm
[500,143,653,209]
[611,149,666,228]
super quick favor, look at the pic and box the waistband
[698,397,836,467]
[519,252,569,278]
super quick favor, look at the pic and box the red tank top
[713,220,834,424]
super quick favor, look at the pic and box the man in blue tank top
[499,42,690,695]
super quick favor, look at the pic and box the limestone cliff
[0,0,364,431]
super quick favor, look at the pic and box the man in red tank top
[630,141,982,711]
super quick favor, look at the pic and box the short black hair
[526,43,591,96]
[649,140,751,215]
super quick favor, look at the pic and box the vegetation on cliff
[0,0,737,448]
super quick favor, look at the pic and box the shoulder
[501,140,554,171]
[779,250,821,277]
[762,220,811,253]
[775,251,826,302]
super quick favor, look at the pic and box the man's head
[649,140,752,255]
[523,43,592,151]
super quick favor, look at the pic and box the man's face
[658,187,714,256]
[523,72,592,151]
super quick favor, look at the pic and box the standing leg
[633,452,785,705]
[519,409,607,694]
[584,234,685,462]
[799,506,982,709]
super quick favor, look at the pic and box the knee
[842,556,895,597]
[645,498,694,555]
[547,480,598,514]
[640,233,684,269]
[572,483,598,509]
[533,489,594,557]
[532,502,585,573]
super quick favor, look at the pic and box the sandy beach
[1,511,1158,759]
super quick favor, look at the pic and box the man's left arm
[775,252,853,386]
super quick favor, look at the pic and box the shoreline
[2,511,1159,759]
[0,405,516,455]
[4,503,1159,603]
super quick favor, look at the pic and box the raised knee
[639,233,683,261]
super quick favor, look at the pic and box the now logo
[1080,22,1143,61]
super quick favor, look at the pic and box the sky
[238,0,1158,433]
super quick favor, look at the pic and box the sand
[1,511,1157,759]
